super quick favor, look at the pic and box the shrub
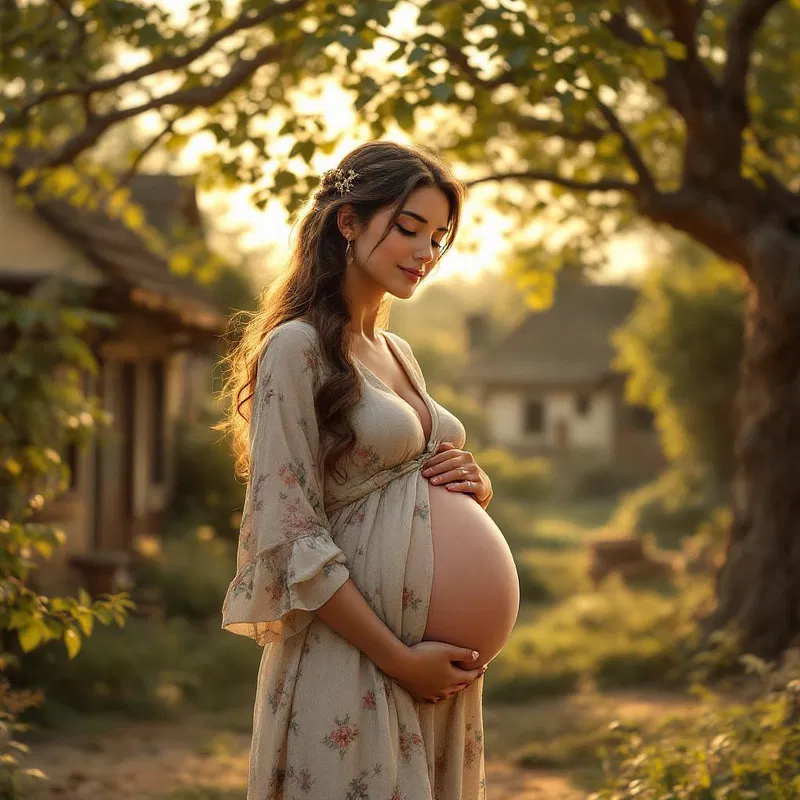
[472,447,554,503]
[610,468,724,550]
[485,577,709,703]
[592,654,800,799]
[17,616,261,727]
[170,412,245,542]
[557,456,645,501]
[612,248,746,487]
[132,527,236,622]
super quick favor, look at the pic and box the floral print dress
[221,319,486,799]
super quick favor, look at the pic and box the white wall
[487,388,615,457]
[0,174,103,284]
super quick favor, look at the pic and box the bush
[170,413,246,541]
[592,654,800,799]
[610,468,724,550]
[472,447,554,503]
[556,456,645,501]
[612,247,746,487]
[17,616,261,727]
[485,577,709,703]
[132,527,236,622]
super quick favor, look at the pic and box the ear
[337,204,360,240]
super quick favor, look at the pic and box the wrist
[374,635,412,680]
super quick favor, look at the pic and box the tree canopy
[2,1,796,281]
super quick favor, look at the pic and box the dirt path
[23,691,699,800]
[23,718,582,800]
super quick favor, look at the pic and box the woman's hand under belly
[422,483,520,668]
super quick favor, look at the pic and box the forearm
[314,578,410,678]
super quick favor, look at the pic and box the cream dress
[221,318,486,800]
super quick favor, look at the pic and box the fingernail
[472,650,479,661]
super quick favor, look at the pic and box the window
[150,360,166,484]
[523,399,545,433]
[575,393,592,416]
[65,441,78,491]
[629,404,654,431]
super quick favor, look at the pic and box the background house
[461,276,663,474]
[0,170,227,595]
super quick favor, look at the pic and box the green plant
[169,414,245,541]
[19,616,261,727]
[0,679,45,799]
[610,468,723,550]
[132,527,236,622]
[0,288,134,789]
[592,656,800,799]
[485,576,711,703]
[472,447,554,504]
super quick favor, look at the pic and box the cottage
[0,170,227,595]
[461,277,663,473]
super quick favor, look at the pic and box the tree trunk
[707,222,800,658]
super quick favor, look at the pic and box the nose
[414,239,436,265]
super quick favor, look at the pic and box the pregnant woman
[219,140,519,799]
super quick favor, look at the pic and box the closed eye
[396,223,443,249]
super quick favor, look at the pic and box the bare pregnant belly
[422,485,520,667]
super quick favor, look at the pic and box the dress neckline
[352,331,437,452]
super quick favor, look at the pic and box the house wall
[485,387,616,458]
[0,174,102,285]
[612,393,665,474]
[31,340,192,594]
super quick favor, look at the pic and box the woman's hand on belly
[391,641,487,704]
[421,442,493,508]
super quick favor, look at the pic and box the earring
[345,239,354,266]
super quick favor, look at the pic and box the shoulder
[257,320,325,383]
[260,319,321,359]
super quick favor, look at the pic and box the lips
[398,266,423,278]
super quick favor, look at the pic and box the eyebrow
[398,210,449,233]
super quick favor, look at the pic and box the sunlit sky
[134,0,649,287]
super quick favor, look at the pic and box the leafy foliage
[0,288,136,790]
[592,655,800,799]
[0,289,133,664]
[613,245,746,486]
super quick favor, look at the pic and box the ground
[23,690,700,800]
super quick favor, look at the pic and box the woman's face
[348,186,453,298]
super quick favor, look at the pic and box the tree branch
[510,110,607,143]
[50,0,87,62]
[590,93,656,190]
[663,0,705,55]
[39,40,290,167]
[603,9,722,136]
[11,0,307,124]
[117,116,181,188]
[723,0,782,99]
[466,170,635,195]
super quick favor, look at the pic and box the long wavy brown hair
[216,141,466,484]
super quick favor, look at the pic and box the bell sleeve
[221,324,350,645]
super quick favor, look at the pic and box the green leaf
[664,40,688,60]
[64,627,81,659]
[387,44,406,62]
[273,169,296,192]
[637,50,666,80]
[74,609,94,636]
[430,83,454,103]
[18,621,45,652]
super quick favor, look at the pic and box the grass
[485,492,711,703]
[483,687,703,793]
